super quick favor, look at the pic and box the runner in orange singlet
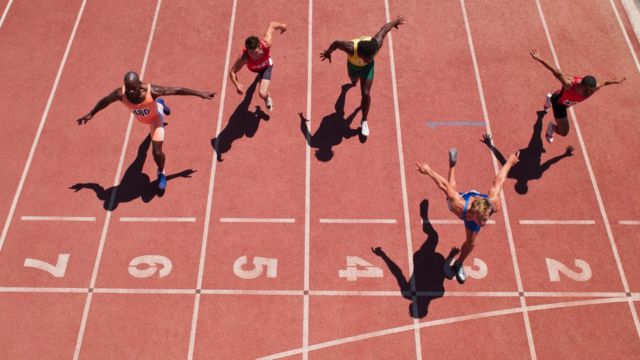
[229,21,287,111]
[77,71,215,191]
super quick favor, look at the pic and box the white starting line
[220,218,296,223]
[119,217,196,222]
[21,216,96,222]
[519,220,595,225]
[319,219,397,224]
[619,221,640,225]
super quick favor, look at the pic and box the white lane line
[0,287,87,293]
[0,0,87,253]
[610,0,640,73]
[258,296,627,359]
[519,220,595,225]
[425,219,496,225]
[0,0,14,29]
[524,291,627,298]
[21,216,96,222]
[619,220,640,225]
[302,0,313,358]
[319,218,397,224]
[220,217,295,223]
[187,0,238,358]
[535,0,640,341]
[93,288,194,294]
[460,1,536,358]
[383,0,421,358]
[73,2,163,359]
[120,217,196,222]
[200,289,303,296]
[620,0,640,43]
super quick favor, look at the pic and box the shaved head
[124,71,140,87]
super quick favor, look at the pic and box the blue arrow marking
[426,120,486,128]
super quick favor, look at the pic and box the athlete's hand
[508,151,520,165]
[200,92,216,100]
[236,84,244,95]
[77,114,92,125]
[481,133,492,145]
[279,23,287,34]
[529,48,541,60]
[320,50,332,63]
[614,76,626,84]
[393,15,405,29]
[415,162,431,175]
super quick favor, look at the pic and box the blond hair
[470,198,492,221]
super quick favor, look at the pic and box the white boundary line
[187,0,237,358]
[259,296,630,359]
[519,220,595,225]
[425,219,496,225]
[0,0,14,29]
[535,0,640,340]
[0,0,88,253]
[620,0,640,42]
[610,0,640,73]
[302,0,313,358]
[319,218,396,224]
[220,217,295,223]
[459,1,537,358]
[120,217,196,222]
[619,220,640,225]
[383,1,421,358]
[21,216,96,222]
[72,2,163,359]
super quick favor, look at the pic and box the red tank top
[243,40,272,72]
[121,83,160,124]
[556,77,590,108]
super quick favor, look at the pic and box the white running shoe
[545,121,555,143]
[544,93,552,113]
[449,147,458,167]
[443,258,456,280]
[266,96,273,111]
[454,263,466,284]
[361,120,370,137]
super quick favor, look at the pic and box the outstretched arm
[481,134,506,166]
[372,15,405,48]
[529,48,572,89]
[262,21,287,48]
[487,151,520,211]
[77,88,121,125]
[320,40,353,63]
[596,76,626,90]
[228,53,248,95]
[151,85,215,100]
[416,162,459,200]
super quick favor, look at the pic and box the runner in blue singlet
[417,148,519,284]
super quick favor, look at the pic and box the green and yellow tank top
[347,36,374,67]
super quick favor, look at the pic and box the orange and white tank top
[121,83,160,124]
[347,36,373,67]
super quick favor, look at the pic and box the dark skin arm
[530,48,573,89]
[595,77,626,90]
[77,88,122,125]
[320,40,354,63]
[150,84,215,99]
[372,15,405,48]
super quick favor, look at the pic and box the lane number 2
[545,258,592,282]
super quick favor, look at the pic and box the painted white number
[339,256,383,281]
[24,253,69,277]
[545,258,591,282]
[464,258,488,280]
[233,256,278,279]
[128,255,172,278]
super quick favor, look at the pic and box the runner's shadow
[299,83,361,161]
[481,111,574,194]
[372,199,459,319]
[212,76,270,161]
[69,135,197,210]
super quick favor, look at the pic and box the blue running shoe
[157,98,171,116]
[158,171,167,190]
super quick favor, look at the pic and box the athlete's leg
[258,79,270,101]
[457,236,475,265]
[553,116,570,136]
[149,118,166,171]
[350,76,358,87]
[360,79,373,121]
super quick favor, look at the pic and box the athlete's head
[470,198,492,226]
[244,35,264,58]
[357,39,378,63]
[581,75,597,96]
[124,71,142,98]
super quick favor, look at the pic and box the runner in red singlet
[530,48,625,143]
[229,21,287,112]
[77,71,215,191]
